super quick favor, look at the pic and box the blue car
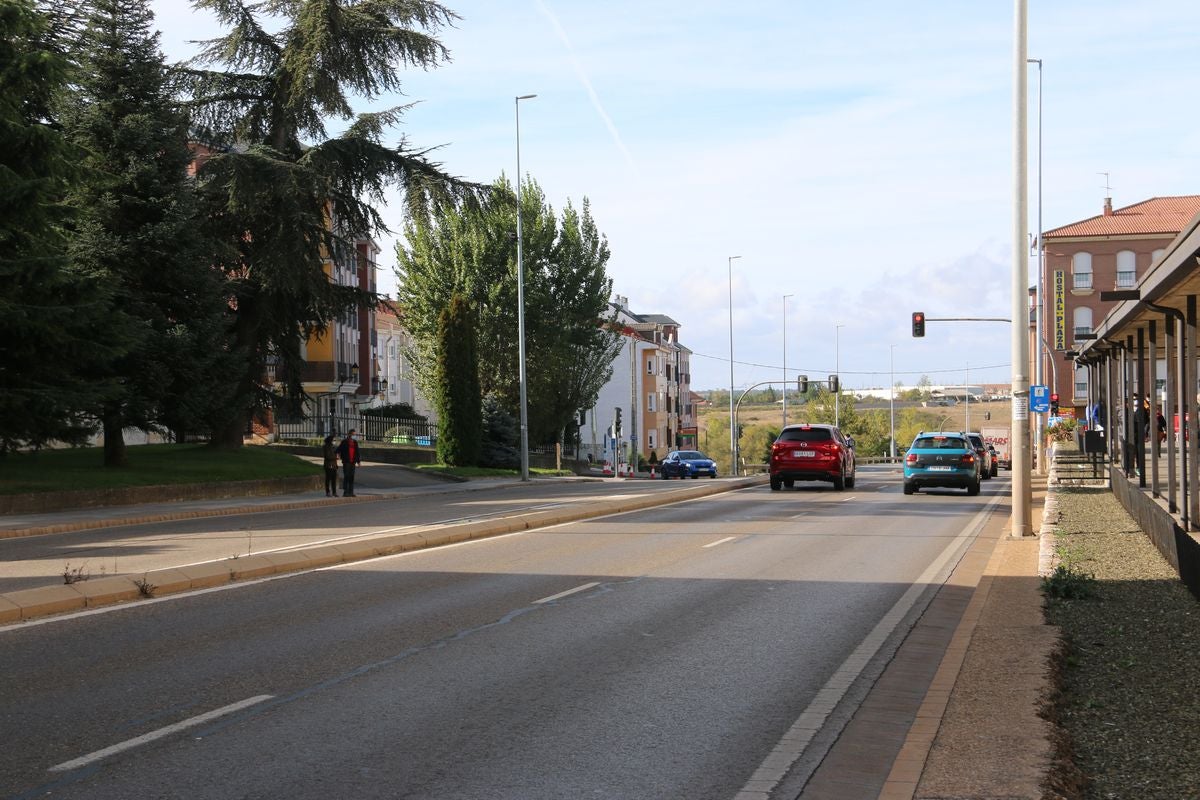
[660,450,717,479]
[903,432,980,496]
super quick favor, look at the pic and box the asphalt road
[0,474,714,593]
[0,466,1007,799]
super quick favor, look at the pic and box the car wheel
[846,470,855,489]
[991,465,998,478]
[968,479,981,496]
[770,476,782,491]
[833,470,845,491]
[903,482,916,495]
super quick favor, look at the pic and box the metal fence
[275,413,438,447]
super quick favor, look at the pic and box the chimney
[1103,197,1113,216]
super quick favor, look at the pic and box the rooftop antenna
[1098,171,1111,196]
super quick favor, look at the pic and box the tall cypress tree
[61,0,232,465]
[0,0,116,453]
[434,293,481,466]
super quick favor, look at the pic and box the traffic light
[578,409,586,427]
[797,374,809,394]
[614,406,622,435]
[1050,393,1059,415]
[829,374,839,393]
[912,311,925,338]
[737,424,744,439]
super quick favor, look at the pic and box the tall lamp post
[1010,0,1033,536]
[890,345,897,458]
[1028,56,1044,475]
[783,294,793,428]
[728,255,742,476]
[834,323,845,427]
[515,93,536,481]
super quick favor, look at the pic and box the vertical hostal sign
[1053,269,1065,350]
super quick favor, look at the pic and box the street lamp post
[834,324,845,427]
[890,345,897,458]
[783,294,793,428]
[728,255,742,476]
[1028,56,1045,475]
[515,93,536,481]
[1011,0,1033,536]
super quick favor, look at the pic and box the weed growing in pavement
[62,563,89,584]
[1042,540,1096,600]
[133,576,156,598]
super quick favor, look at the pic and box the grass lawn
[0,444,320,495]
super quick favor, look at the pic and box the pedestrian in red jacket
[336,429,362,497]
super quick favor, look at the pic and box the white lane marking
[533,582,600,605]
[703,536,737,549]
[840,496,855,502]
[50,695,274,772]
[736,491,1005,798]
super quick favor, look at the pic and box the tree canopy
[396,175,621,447]
[175,0,473,446]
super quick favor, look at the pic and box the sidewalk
[898,473,1058,800]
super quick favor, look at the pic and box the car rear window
[778,427,832,443]
[676,451,704,460]
[913,436,966,449]
[967,435,984,448]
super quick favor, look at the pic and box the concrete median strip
[0,476,766,624]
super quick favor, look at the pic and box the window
[1116,250,1136,288]
[1073,307,1092,340]
[647,430,657,449]
[1074,366,1088,398]
[647,393,656,412]
[647,358,655,375]
[1072,252,1093,289]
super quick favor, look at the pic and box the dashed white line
[703,536,738,549]
[533,582,600,605]
[50,695,274,772]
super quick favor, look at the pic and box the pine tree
[175,0,473,447]
[61,0,233,465]
[434,293,481,466]
[0,0,116,452]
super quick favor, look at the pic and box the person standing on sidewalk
[322,434,339,497]
[336,429,362,497]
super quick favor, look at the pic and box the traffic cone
[649,465,656,479]
[602,460,613,477]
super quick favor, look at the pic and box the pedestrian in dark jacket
[336,429,362,497]
[322,434,338,497]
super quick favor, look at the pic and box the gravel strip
[1042,483,1200,799]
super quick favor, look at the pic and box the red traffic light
[911,311,925,337]
[1050,393,1059,402]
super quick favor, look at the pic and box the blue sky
[150,0,1200,392]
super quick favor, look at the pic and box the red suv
[769,423,856,491]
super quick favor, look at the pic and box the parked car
[659,450,717,479]
[965,432,991,481]
[903,432,980,495]
[769,423,856,491]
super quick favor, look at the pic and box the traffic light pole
[732,377,835,474]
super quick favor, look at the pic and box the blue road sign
[1030,384,1050,413]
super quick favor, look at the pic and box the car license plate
[793,450,815,457]
[928,465,952,471]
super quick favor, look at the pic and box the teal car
[903,432,980,496]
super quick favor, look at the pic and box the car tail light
[906,453,918,464]
[962,453,975,465]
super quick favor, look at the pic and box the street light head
[516,93,537,100]
[1027,57,1041,64]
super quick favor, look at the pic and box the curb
[0,491,400,540]
[0,476,768,624]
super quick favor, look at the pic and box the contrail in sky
[535,0,638,173]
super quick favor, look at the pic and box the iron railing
[276,413,438,445]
